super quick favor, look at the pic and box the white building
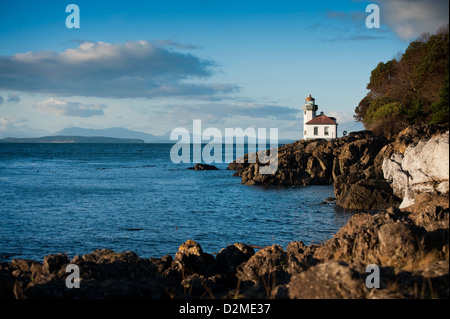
[302,94,338,140]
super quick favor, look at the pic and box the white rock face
[382,131,449,209]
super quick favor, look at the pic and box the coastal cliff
[228,125,448,211]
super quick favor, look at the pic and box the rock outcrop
[228,130,400,210]
[228,125,448,211]
[383,131,449,209]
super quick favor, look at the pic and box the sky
[0,0,448,139]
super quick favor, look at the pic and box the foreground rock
[1,194,447,299]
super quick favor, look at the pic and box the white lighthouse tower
[302,94,318,127]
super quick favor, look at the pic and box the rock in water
[188,163,219,170]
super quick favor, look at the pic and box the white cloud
[34,98,106,118]
[0,40,238,100]
[0,116,26,130]
[325,111,365,134]
[326,111,355,124]
[375,0,449,39]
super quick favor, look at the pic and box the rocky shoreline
[1,125,448,299]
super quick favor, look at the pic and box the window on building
[304,130,307,136]
[314,127,318,135]
[304,111,306,115]
[324,126,329,136]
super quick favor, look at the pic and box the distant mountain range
[52,127,171,143]
[0,136,144,144]
[0,126,295,144]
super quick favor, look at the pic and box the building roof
[306,114,337,125]
[305,94,315,101]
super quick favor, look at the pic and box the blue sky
[0,0,448,139]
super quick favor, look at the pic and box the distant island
[0,126,296,145]
[0,136,145,144]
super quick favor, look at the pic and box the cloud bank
[160,102,299,125]
[376,0,448,39]
[0,40,238,100]
[325,0,448,41]
[34,98,106,117]
[7,93,21,103]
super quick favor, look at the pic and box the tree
[355,25,449,137]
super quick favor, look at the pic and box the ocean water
[0,143,353,261]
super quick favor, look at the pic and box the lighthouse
[302,94,338,140]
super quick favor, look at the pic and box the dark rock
[236,245,289,285]
[229,126,446,211]
[43,254,69,274]
[393,124,449,154]
[188,163,218,170]
[405,193,450,232]
[286,241,307,257]
[0,263,15,299]
[173,239,217,276]
[181,273,233,298]
[216,243,255,274]
[312,200,449,270]
[334,178,401,210]
[288,261,367,299]
[150,255,173,274]
[228,129,399,210]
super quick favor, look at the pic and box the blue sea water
[0,143,353,261]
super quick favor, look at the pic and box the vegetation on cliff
[354,25,449,138]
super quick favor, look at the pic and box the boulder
[287,261,367,299]
[236,245,289,284]
[42,254,69,274]
[216,243,255,274]
[383,131,449,208]
[173,239,217,276]
[313,209,426,268]
[334,178,401,210]
[392,124,449,154]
